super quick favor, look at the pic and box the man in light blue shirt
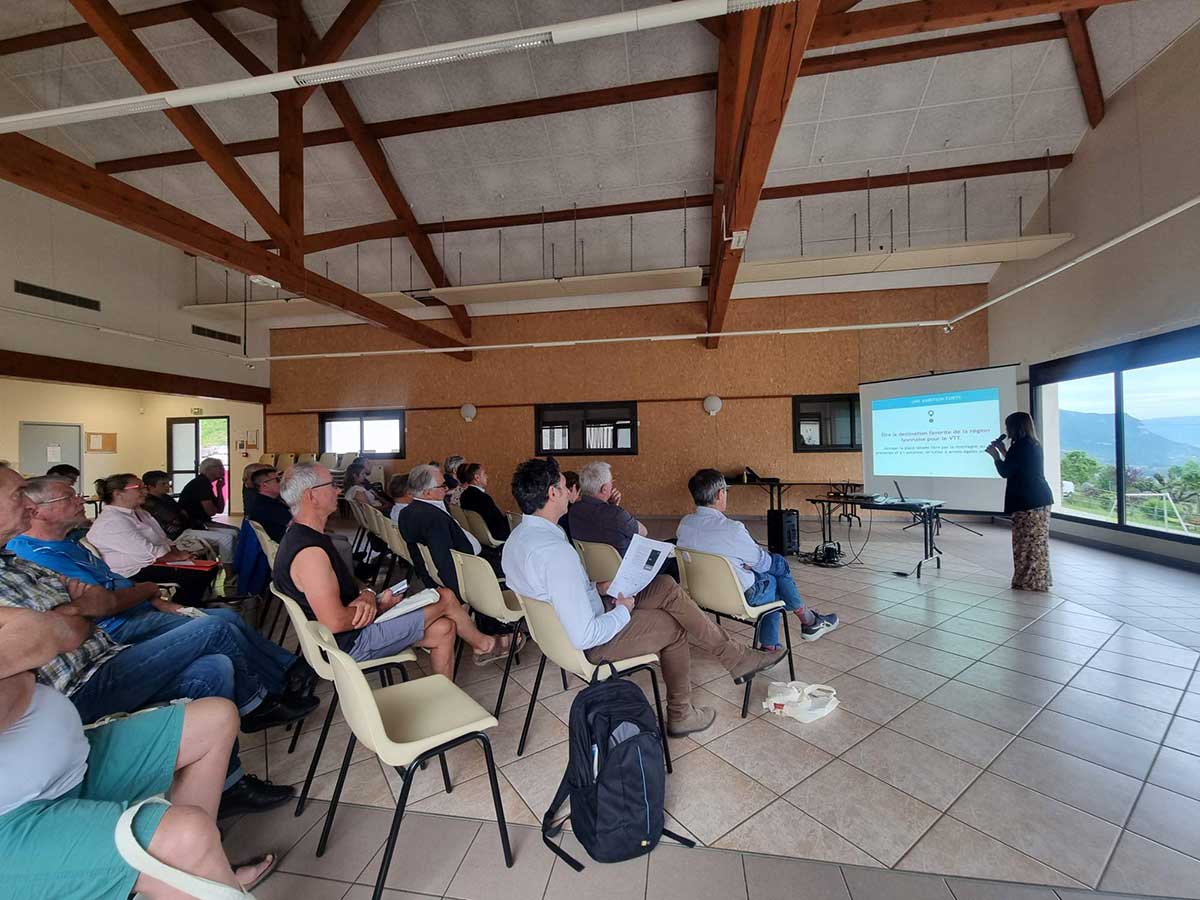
[676,469,838,648]
[502,457,783,738]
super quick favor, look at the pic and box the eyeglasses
[262,476,281,484]
[37,493,80,505]
[309,481,335,490]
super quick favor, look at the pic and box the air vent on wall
[191,324,241,345]
[14,280,101,312]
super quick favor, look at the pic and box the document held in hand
[605,535,674,599]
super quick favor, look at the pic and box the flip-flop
[232,852,278,892]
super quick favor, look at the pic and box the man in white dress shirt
[502,457,784,737]
[676,469,838,650]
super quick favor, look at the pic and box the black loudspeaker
[767,509,800,555]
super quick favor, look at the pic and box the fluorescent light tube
[249,274,282,289]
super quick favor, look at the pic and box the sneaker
[730,647,788,685]
[666,705,716,738]
[801,612,839,642]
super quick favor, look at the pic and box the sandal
[474,632,527,666]
[232,852,278,892]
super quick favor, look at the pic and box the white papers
[46,444,62,463]
[89,433,104,450]
[606,535,674,599]
[376,587,439,623]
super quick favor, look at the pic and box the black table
[809,496,945,577]
[727,480,807,511]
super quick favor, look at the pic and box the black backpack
[542,666,694,871]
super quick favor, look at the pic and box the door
[166,416,230,506]
[19,422,82,477]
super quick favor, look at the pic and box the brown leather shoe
[667,705,717,738]
[730,648,788,684]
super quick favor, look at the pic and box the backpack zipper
[636,745,650,838]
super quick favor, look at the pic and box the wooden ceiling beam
[277,1,304,262]
[1062,10,1105,127]
[295,13,472,339]
[286,154,1072,253]
[707,1,821,348]
[293,0,380,105]
[0,133,471,360]
[0,0,276,56]
[68,0,293,247]
[187,1,272,77]
[96,19,1065,175]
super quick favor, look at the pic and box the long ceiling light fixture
[0,0,782,135]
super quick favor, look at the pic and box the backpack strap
[661,827,696,850]
[541,773,584,872]
[589,660,620,684]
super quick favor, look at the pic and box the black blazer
[994,437,1054,514]
[397,500,474,595]
[459,486,510,540]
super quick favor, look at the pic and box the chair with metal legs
[269,586,416,822]
[310,621,513,899]
[572,539,622,583]
[675,547,793,717]
[512,590,672,772]
[450,550,525,716]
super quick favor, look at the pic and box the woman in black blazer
[986,411,1055,591]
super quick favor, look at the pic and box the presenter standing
[986,412,1054,591]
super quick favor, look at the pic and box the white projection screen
[860,365,1019,512]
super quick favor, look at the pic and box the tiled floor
[226,519,1200,899]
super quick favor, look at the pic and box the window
[792,395,862,452]
[534,402,638,456]
[319,410,405,459]
[1032,324,1200,542]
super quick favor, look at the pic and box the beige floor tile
[988,737,1141,825]
[878,605,954,628]
[818,602,875,625]
[956,662,1060,706]
[1127,783,1200,859]
[408,770,538,825]
[1103,635,1199,669]
[543,831,648,900]
[222,798,330,865]
[830,592,901,613]
[904,595,976,614]
[662,748,775,845]
[767,704,880,756]
[925,681,1039,733]
[459,670,533,716]
[705,718,832,794]
[1023,622,1108,649]
[1148,746,1200,802]
[824,624,906,655]
[1047,686,1172,743]
[794,638,878,672]
[842,867,954,900]
[682,686,764,744]
[306,759,395,809]
[883,642,975,677]
[897,816,1083,888]
[700,667,774,715]
[853,613,931,640]
[1069,667,1183,712]
[980,646,1081,683]
[957,607,1040,630]
[1003,633,1094,665]
[686,650,731,686]
[827,672,918,724]
[888,702,1012,767]
[1098,831,1200,897]
[847,585,924,604]
[784,759,939,866]
[1086,651,1193,689]
[715,798,880,865]
[848,656,947,698]
[911,630,1000,660]
[1021,710,1158,779]
[352,812,480,896]
[944,878,1060,900]
[1175,691,1200,721]
[444,823,557,900]
[484,700,569,766]
[281,805,394,882]
[742,855,853,900]
[947,773,1120,885]
[1164,715,1200,755]
[342,886,446,900]
[263,722,373,787]
[501,740,570,821]
[936,618,1019,646]
[647,843,748,900]
[250,872,353,900]
[841,728,981,811]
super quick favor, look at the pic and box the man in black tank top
[274,464,510,676]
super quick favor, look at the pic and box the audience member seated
[248,467,354,571]
[387,472,412,525]
[273,463,503,675]
[447,462,471,506]
[503,457,783,736]
[458,463,510,541]
[397,464,518,663]
[676,469,838,649]
[0,613,279,899]
[557,470,580,540]
[87,474,220,606]
[443,455,465,490]
[240,462,272,518]
[344,462,388,510]
[46,463,80,487]
[568,461,647,555]
[142,470,236,563]
[0,461,299,817]
[178,458,240,546]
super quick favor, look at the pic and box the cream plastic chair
[247,520,286,639]
[345,499,369,556]
[276,452,297,471]
[462,508,505,549]
[513,590,671,770]
[447,501,472,532]
[451,550,525,716]
[297,452,317,465]
[506,510,523,533]
[336,453,357,470]
[676,547,794,717]
[318,452,338,469]
[257,453,276,466]
[573,539,622,583]
[378,515,414,588]
[310,621,513,893]
[417,543,445,588]
[270,587,416,828]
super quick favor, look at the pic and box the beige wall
[0,377,264,515]
[266,286,988,517]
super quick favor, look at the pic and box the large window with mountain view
[1031,325,1200,542]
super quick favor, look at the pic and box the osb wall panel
[265,287,989,516]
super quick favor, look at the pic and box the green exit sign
[191,407,203,415]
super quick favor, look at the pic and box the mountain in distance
[1058,410,1200,471]
[1142,415,1200,447]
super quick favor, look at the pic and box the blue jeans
[744,553,805,648]
[105,608,297,695]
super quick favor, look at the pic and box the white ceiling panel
[921,43,1047,107]
[1030,40,1084,93]
[306,142,373,184]
[475,159,561,206]
[784,74,828,126]
[412,0,522,43]
[905,97,1016,155]
[631,91,714,146]
[770,123,818,171]
[811,109,916,164]
[635,137,711,185]
[543,104,636,155]
[436,53,540,109]
[553,149,640,197]
[460,117,552,165]
[346,68,453,121]
[1011,88,1088,143]
[520,0,623,28]
[820,58,936,121]
[625,23,715,82]
[381,130,474,174]
[529,35,631,95]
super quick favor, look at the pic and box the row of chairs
[257,452,379,477]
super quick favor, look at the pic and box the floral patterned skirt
[1011,506,1052,591]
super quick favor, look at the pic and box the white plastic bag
[762,682,839,723]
